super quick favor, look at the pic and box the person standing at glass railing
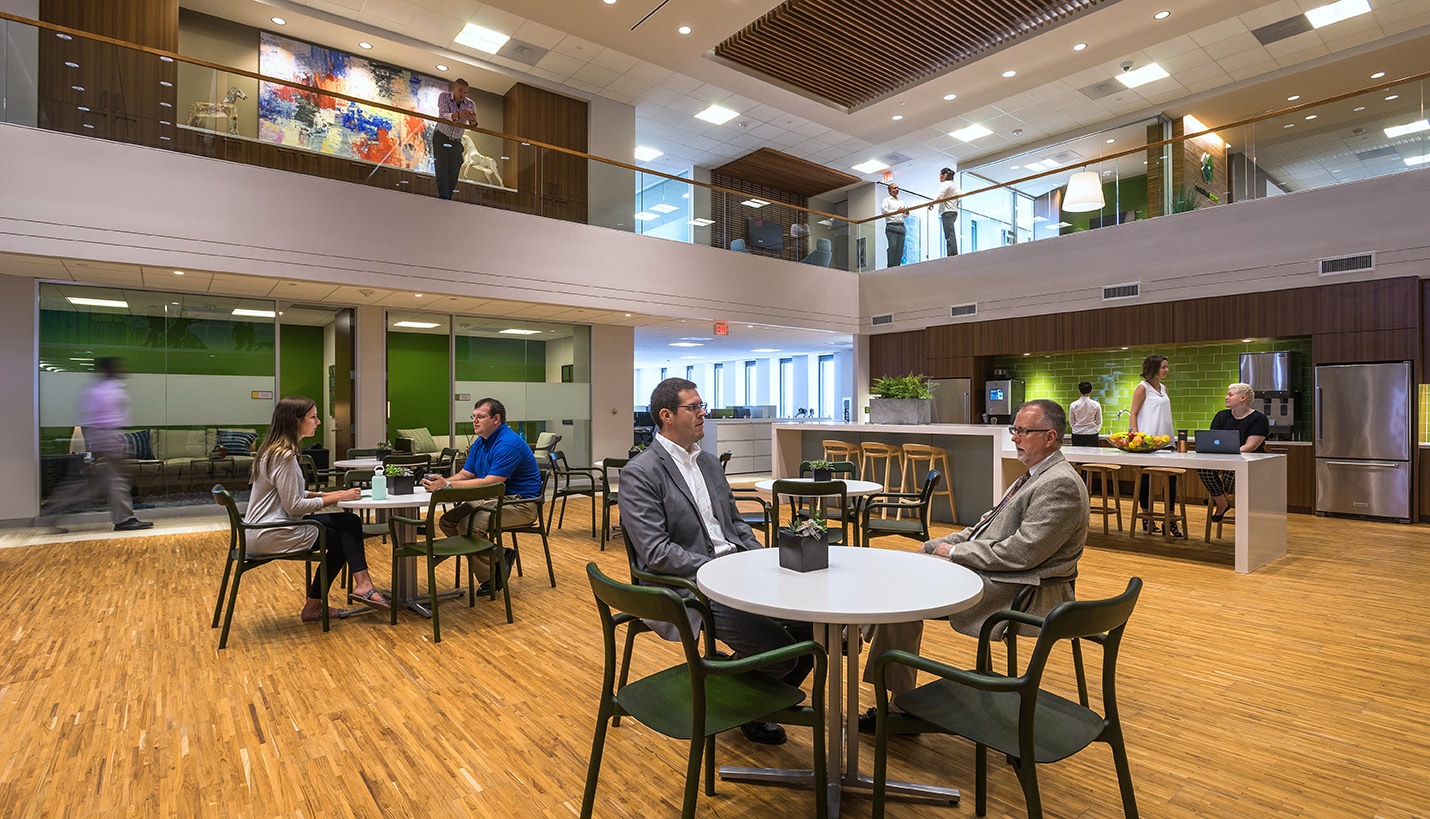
[881,183,907,267]
[935,166,961,257]
[433,79,478,200]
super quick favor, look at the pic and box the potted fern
[869,373,935,425]
[778,513,829,573]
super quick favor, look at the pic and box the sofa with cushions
[117,427,261,491]
[396,428,474,460]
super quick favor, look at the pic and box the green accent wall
[455,337,546,381]
[1064,174,1149,234]
[39,310,276,375]
[993,337,1313,438]
[279,324,325,414]
[1419,384,1430,443]
[387,331,451,441]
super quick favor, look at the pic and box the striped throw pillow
[216,429,258,456]
[120,429,155,460]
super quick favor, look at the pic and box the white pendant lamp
[1062,171,1105,212]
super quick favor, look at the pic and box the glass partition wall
[38,282,277,511]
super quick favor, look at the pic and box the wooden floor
[0,499,1426,819]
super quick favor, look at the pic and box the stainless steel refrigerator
[931,378,972,424]
[1314,361,1413,522]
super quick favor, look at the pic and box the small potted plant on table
[807,459,835,482]
[778,513,829,573]
[384,464,415,495]
[375,440,393,460]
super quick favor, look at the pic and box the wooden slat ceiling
[712,147,859,197]
[715,0,1112,110]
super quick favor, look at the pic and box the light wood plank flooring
[0,501,1426,818]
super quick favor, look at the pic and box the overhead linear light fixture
[634,145,663,162]
[950,123,993,141]
[694,104,738,125]
[634,212,659,221]
[454,22,509,54]
[1384,119,1430,138]
[232,308,277,318]
[67,296,128,308]
[1116,62,1169,89]
[687,217,715,226]
[1385,94,1400,101]
[669,342,703,347]
[500,328,542,335]
[1404,155,1430,167]
[751,348,781,353]
[740,198,771,208]
[393,321,440,329]
[649,203,679,213]
[852,159,890,173]
[1062,171,1105,212]
[1304,0,1371,29]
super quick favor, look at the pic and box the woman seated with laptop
[1197,382,1270,522]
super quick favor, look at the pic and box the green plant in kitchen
[871,373,934,400]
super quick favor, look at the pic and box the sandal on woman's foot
[1169,522,1186,538]
[352,587,390,610]
[301,609,325,623]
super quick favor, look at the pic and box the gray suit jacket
[617,441,760,639]
[926,450,1087,637]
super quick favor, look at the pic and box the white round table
[333,457,381,470]
[339,488,460,617]
[697,547,982,813]
[755,478,883,497]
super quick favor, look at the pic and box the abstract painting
[258,32,446,173]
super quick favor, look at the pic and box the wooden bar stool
[1130,466,1187,540]
[821,440,862,476]
[1204,497,1235,542]
[900,444,958,523]
[1078,463,1122,534]
[860,442,904,517]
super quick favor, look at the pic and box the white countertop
[774,421,1008,437]
[1013,444,1285,467]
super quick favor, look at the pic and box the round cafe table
[757,478,884,547]
[698,547,982,815]
[338,487,464,617]
[333,457,381,470]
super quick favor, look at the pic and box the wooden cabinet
[1263,443,1314,513]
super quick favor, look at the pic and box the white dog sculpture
[458,132,504,188]
[187,87,248,135]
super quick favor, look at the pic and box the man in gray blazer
[863,399,1087,716]
[619,378,813,746]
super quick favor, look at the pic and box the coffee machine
[985,379,1025,425]
[1239,351,1299,437]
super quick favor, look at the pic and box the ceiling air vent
[1102,282,1140,301]
[1318,253,1374,276]
[871,313,894,326]
[950,303,977,318]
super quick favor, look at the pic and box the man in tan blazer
[862,399,1088,715]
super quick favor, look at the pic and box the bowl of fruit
[1106,432,1172,452]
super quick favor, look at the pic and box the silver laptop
[1194,430,1240,454]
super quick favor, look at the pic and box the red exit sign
[713,322,729,336]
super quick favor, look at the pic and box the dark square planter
[812,468,833,482]
[376,447,392,460]
[778,530,829,573]
[389,474,415,495]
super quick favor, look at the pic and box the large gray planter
[869,398,932,425]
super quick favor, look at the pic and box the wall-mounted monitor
[746,219,784,251]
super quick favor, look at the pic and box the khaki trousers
[439,498,538,581]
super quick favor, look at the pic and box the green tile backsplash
[1419,384,1430,443]
[993,337,1314,439]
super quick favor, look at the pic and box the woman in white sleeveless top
[1129,354,1182,536]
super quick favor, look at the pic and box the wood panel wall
[502,83,588,224]
[707,173,810,261]
[39,0,179,148]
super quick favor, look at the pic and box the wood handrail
[4,10,1425,230]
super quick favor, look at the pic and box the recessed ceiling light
[64,61,78,68]
[358,42,373,49]
[393,321,440,329]
[943,93,957,100]
[677,26,692,35]
[1385,94,1399,101]
[1384,119,1430,138]
[1009,165,1021,170]
[694,104,738,124]
[81,123,94,128]
[1153,10,1170,19]
[634,145,663,162]
[1353,106,1365,111]
[1105,138,1116,143]
[852,159,890,173]
[232,308,277,318]
[751,348,781,353]
[1241,338,1255,343]
[1284,123,1295,128]
[1305,0,1371,29]
[603,0,616,4]
[739,198,771,208]
[1116,62,1169,89]
[891,115,903,121]
[687,217,715,226]
[950,123,993,141]
[1287,95,1301,101]
[173,270,184,275]
[680,337,714,341]
[679,356,703,360]
[500,328,541,335]
[669,342,702,347]
[634,212,658,221]
[270,16,286,25]
[1001,70,1017,78]
[414,293,423,298]
[1073,43,1087,51]
[1370,71,1385,79]
[454,22,508,54]
[67,296,128,308]
[1305,114,1317,120]
[1404,155,1430,167]
[624,313,632,317]
[160,101,171,107]
[649,203,679,213]
[435,64,449,71]
[56,33,72,40]
[71,85,84,92]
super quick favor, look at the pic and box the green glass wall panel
[39,310,275,375]
[386,330,450,441]
[1063,174,1149,234]
[992,336,1313,437]
[279,324,325,411]
[454,336,546,381]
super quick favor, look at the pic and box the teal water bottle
[371,472,387,500]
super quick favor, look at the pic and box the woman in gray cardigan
[246,396,386,620]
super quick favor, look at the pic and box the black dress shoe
[739,721,787,745]
[858,707,879,733]
[114,519,154,531]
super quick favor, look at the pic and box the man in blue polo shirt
[422,397,542,594]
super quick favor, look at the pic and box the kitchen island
[772,423,1287,573]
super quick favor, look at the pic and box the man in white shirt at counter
[881,183,907,268]
[1069,381,1103,447]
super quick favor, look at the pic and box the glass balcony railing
[2,12,1425,276]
